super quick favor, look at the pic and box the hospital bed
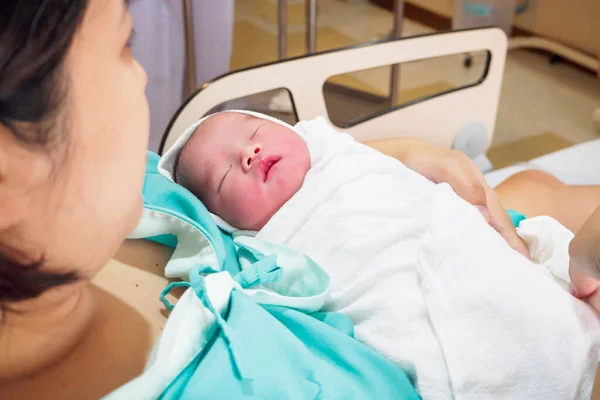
[160,27,600,188]
[153,27,600,396]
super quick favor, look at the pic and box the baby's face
[178,113,310,230]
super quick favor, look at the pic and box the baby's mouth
[260,156,281,182]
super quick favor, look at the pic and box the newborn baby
[174,111,310,231]
[168,110,600,400]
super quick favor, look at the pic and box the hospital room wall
[383,0,599,55]
[130,0,235,152]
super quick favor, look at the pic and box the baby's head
[175,112,310,231]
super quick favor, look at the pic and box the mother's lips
[260,156,281,182]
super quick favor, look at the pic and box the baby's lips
[259,156,280,182]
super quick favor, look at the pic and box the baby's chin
[227,201,289,231]
[235,212,275,231]
[226,173,307,231]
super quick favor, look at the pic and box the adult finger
[584,288,600,316]
[485,187,532,260]
[568,262,599,299]
[433,152,488,208]
[432,152,529,257]
[568,210,600,298]
[569,206,600,279]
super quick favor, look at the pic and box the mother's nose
[241,144,262,173]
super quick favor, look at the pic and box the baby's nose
[241,145,261,172]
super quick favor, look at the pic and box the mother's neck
[0,282,95,381]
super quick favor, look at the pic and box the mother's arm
[361,138,530,259]
[363,138,489,201]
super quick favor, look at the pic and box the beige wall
[514,0,599,55]
[409,0,452,16]
[407,0,599,55]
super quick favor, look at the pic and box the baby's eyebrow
[250,123,267,140]
[250,127,259,140]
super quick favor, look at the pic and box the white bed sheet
[485,139,600,188]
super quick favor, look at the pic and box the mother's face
[2,0,149,277]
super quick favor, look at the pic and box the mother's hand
[365,138,531,259]
[569,204,600,300]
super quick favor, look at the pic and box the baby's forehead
[205,112,257,130]
[191,113,255,142]
[185,113,256,156]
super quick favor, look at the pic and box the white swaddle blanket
[256,117,600,400]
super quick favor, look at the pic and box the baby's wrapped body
[255,118,600,399]
[168,111,600,399]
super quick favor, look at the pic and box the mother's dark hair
[0,0,89,313]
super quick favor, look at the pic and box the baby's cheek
[230,184,271,228]
[279,167,305,198]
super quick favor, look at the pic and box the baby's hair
[172,123,213,206]
[173,123,202,185]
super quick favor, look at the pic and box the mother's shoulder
[0,240,173,399]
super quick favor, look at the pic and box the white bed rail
[161,28,507,156]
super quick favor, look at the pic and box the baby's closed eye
[218,165,232,193]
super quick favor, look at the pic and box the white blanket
[256,117,600,400]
